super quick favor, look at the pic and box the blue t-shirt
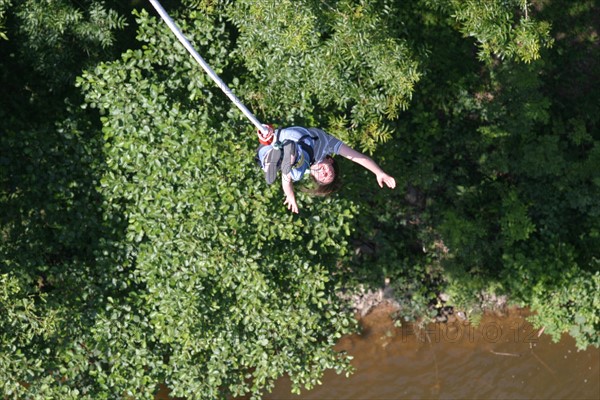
[279,127,342,182]
[288,147,311,182]
[258,127,343,182]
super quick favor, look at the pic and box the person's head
[307,156,342,196]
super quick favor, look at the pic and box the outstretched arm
[338,143,396,189]
[281,173,299,213]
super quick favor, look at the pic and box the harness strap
[271,128,318,169]
[272,128,284,150]
[296,133,317,165]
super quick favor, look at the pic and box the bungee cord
[148,0,396,216]
[148,0,268,135]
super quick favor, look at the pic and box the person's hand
[284,195,299,214]
[377,173,396,189]
[257,124,274,145]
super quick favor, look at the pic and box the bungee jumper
[149,0,396,213]
[256,125,395,213]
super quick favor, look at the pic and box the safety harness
[272,128,318,169]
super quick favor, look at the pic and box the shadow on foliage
[0,3,139,389]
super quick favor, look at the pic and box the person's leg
[258,145,281,185]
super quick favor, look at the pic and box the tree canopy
[1,0,598,399]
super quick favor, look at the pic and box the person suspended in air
[256,125,396,213]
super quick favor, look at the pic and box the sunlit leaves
[422,0,553,63]
[2,0,598,398]
[529,270,600,350]
[228,0,420,151]
[12,0,127,87]
[0,0,9,40]
[77,8,356,399]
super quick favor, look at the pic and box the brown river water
[160,306,600,400]
[263,306,599,400]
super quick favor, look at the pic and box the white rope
[148,0,268,134]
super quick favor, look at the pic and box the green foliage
[0,273,59,398]
[0,0,10,40]
[422,0,554,63]
[1,0,599,398]
[401,1,599,350]
[228,0,420,152]
[529,270,600,351]
[501,245,599,350]
[10,0,127,87]
[75,8,357,398]
[500,190,535,245]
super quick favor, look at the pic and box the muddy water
[263,307,599,400]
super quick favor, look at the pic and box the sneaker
[261,146,282,184]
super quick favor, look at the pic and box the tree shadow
[0,3,139,392]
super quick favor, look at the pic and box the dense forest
[1,0,598,398]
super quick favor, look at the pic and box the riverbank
[339,276,509,326]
